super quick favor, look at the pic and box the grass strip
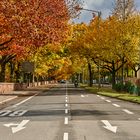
[82,85,140,104]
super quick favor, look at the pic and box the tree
[112,0,135,20]
[0,0,81,82]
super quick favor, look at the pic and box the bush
[124,81,133,92]
[114,83,124,92]
[114,82,133,93]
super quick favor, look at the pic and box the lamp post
[76,7,101,88]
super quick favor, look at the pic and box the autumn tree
[0,0,81,82]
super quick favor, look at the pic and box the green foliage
[114,81,132,92]
[113,82,124,92]
[114,81,140,96]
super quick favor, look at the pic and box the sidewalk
[0,84,56,105]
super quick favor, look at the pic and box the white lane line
[138,118,140,121]
[64,117,68,124]
[106,100,111,103]
[0,96,17,104]
[97,95,100,97]
[66,100,68,103]
[12,93,38,107]
[101,97,105,100]
[63,133,68,140]
[66,97,68,99]
[81,95,84,97]
[65,104,68,107]
[112,103,120,108]
[65,109,68,114]
[122,109,134,114]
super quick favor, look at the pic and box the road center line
[64,117,68,124]
[63,133,68,140]
[65,109,68,114]
[122,109,134,114]
[65,103,68,107]
[12,93,38,107]
[106,100,111,103]
[66,100,68,103]
[112,103,120,107]
[97,95,100,97]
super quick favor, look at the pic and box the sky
[73,0,140,23]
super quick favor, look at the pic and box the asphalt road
[0,83,140,140]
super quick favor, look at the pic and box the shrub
[124,81,133,92]
[114,83,124,92]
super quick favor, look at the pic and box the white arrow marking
[101,120,117,133]
[4,120,29,133]
[4,123,18,127]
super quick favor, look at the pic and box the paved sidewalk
[0,84,56,105]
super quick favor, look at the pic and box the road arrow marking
[101,120,117,133]
[4,120,29,133]
[4,123,18,127]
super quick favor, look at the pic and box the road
[0,83,140,140]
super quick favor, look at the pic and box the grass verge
[81,85,140,104]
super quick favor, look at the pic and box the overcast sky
[73,0,140,23]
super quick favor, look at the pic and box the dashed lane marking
[112,103,120,108]
[65,104,68,107]
[63,133,68,140]
[106,100,111,103]
[122,109,134,115]
[65,109,68,114]
[101,97,105,100]
[64,117,68,124]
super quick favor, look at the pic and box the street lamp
[76,7,102,88]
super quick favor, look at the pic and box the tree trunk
[134,70,137,78]
[0,63,6,82]
[88,62,93,87]
[112,71,116,89]
[9,61,15,82]
[112,61,116,89]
